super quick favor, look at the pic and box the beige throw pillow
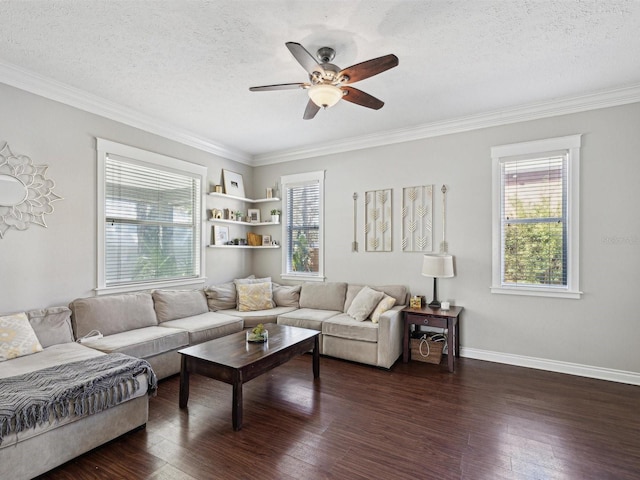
[272,285,302,307]
[346,286,385,322]
[237,282,274,312]
[0,312,44,361]
[370,295,397,323]
[205,282,237,310]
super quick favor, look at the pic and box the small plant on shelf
[270,209,281,223]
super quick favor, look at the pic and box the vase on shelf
[271,214,280,223]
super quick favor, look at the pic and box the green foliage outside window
[503,196,565,286]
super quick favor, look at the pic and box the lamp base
[428,300,441,309]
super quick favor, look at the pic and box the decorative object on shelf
[223,208,231,220]
[266,187,273,198]
[421,254,455,308]
[210,208,223,219]
[213,225,229,245]
[270,209,280,223]
[401,185,433,252]
[365,188,392,252]
[441,301,451,310]
[222,169,245,198]
[246,324,268,343]
[440,184,449,253]
[247,232,262,246]
[214,184,223,193]
[262,235,272,246]
[235,211,243,221]
[248,208,260,223]
[0,142,63,239]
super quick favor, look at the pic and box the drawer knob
[423,319,429,325]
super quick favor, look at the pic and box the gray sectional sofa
[0,307,155,480]
[69,289,244,380]
[1,278,407,479]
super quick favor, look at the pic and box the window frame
[491,134,582,299]
[96,138,207,294]
[280,170,325,282]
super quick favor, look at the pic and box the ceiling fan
[249,42,399,120]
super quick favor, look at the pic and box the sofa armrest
[376,305,405,368]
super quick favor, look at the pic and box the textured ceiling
[2,0,640,163]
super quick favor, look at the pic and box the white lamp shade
[308,84,343,108]
[421,254,455,278]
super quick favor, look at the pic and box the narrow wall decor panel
[365,189,392,252]
[401,185,433,252]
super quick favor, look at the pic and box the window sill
[95,277,207,295]
[281,274,325,283]
[490,285,582,299]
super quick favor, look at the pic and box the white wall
[0,83,253,312]
[253,102,640,377]
[2,81,638,380]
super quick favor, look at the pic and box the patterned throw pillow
[370,295,397,323]
[237,282,274,312]
[0,312,44,361]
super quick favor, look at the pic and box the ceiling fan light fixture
[308,84,343,108]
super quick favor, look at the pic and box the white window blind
[281,171,324,280]
[104,155,201,287]
[491,134,581,299]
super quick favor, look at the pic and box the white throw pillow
[0,312,43,361]
[346,286,385,322]
[237,282,274,312]
[370,295,397,323]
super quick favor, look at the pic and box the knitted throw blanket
[0,353,158,445]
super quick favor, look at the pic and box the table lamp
[421,254,455,309]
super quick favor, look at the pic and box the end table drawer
[407,313,447,329]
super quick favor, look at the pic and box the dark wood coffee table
[178,323,320,431]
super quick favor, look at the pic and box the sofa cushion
[344,284,407,311]
[272,284,301,308]
[277,308,341,331]
[205,281,237,310]
[322,313,379,343]
[26,306,75,347]
[153,289,208,322]
[299,282,348,311]
[159,311,243,344]
[70,292,158,338]
[370,295,397,324]
[346,286,385,321]
[78,326,188,359]
[0,312,43,361]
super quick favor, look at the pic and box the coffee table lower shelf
[178,323,320,431]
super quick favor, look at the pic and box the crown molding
[253,83,640,165]
[0,60,251,164]
[2,59,639,167]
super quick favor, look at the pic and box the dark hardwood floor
[37,355,640,479]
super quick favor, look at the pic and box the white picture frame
[262,235,272,246]
[213,225,229,245]
[222,169,245,198]
[248,208,260,223]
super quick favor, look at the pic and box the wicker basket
[410,335,444,364]
[247,233,262,246]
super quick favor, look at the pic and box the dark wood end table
[178,323,319,431]
[402,305,464,372]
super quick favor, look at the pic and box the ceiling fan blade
[303,99,320,120]
[341,86,384,110]
[286,42,323,76]
[249,83,306,92]
[339,54,399,84]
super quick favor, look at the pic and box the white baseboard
[460,347,640,386]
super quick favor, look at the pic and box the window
[96,139,206,294]
[491,135,581,298]
[281,171,325,281]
